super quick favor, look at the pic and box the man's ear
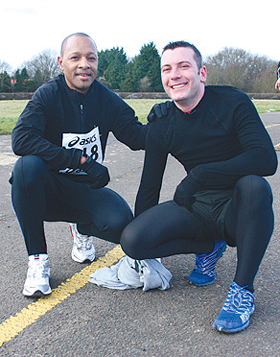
[200,66,207,83]
[58,56,64,71]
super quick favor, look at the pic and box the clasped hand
[173,177,197,212]
[79,156,110,189]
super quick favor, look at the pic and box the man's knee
[107,210,133,236]
[12,156,46,187]
[235,175,273,206]
[89,204,133,244]
[120,223,143,259]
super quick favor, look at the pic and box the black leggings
[11,156,133,255]
[121,175,274,291]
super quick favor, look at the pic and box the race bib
[59,127,103,175]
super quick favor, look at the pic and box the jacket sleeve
[110,96,148,151]
[11,85,82,171]
[183,98,278,193]
[134,125,168,216]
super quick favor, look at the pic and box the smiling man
[120,41,277,333]
[10,32,148,298]
[160,44,206,112]
[58,34,98,94]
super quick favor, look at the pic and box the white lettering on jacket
[59,126,103,175]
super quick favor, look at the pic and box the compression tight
[121,175,274,292]
[11,155,133,255]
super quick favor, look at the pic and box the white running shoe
[70,223,95,263]
[23,254,51,297]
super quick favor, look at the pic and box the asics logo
[68,134,97,148]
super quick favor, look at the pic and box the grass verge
[1,99,279,135]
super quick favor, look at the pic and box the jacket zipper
[79,103,87,157]
[80,104,84,132]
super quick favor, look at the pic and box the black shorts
[192,189,233,241]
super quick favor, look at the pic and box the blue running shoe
[213,281,255,333]
[188,240,227,286]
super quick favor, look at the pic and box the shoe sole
[71,251,95,263]
[23,288,52,297]
[213,320,250,333]
[189,278,216,286]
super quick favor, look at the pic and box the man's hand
[79,156,110,189]
[147,101,172,122]
[173,176,199,211]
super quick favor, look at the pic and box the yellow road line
[0,245,125,348]
[265,123,280,129]
[264,124,280,149]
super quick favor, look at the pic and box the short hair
[60,32,95,56]
[162,41,203,69]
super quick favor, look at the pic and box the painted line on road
[265,123,280,129]
[0,245,125,348]
[264,124,280,150]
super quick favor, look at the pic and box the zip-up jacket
[12,74,147,172]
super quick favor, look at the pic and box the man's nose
[170,67,181,79]
[78,57,90,68]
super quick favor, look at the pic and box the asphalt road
[0,112,280,357]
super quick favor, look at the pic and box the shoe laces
[75,232,93,251]
[71,224,93,251]
[194,249,218,277]
[222,282,255,316]
[28,258,50,280]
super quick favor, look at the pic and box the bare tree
[251,62,278,93]
[24,49,61,84]
[205,47,276,92]
[0,60,12,75]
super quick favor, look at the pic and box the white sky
[1,0,279,70]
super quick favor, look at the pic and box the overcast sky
[1,0,278,70]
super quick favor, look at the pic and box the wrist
[80,155,87,165]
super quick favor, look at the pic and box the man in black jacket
[10,32,148,297]
[120,41,277,333]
